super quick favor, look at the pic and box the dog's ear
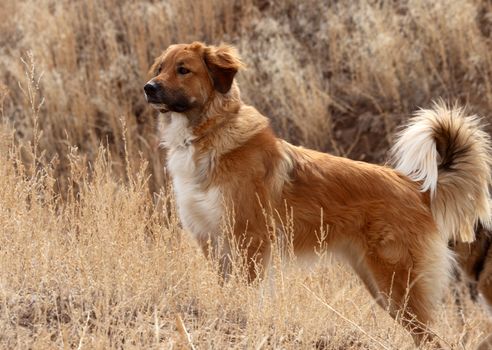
[203,44,244,94]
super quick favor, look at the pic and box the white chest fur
[160,113,223,240]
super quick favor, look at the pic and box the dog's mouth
[145,88,192,114]
[149,103,170,114]
[172,104,190,113]
[149,102,192,114]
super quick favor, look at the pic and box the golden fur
[144,42,492,346]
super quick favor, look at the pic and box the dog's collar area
[184,133,206,147]
[187,115,230,148]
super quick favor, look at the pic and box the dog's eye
[177,67,190,75]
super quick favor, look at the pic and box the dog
[144,42,492,346]
[451,225,492,348]
[453,224,492,312]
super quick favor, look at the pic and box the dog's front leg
[197,230,271,283]
[196,233,233,283]
[243,235,271,283]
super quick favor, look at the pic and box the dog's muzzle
[144,81,170,113]
[144,81,160,102]
[144,80,192,113]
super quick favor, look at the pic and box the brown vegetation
[1,0,492,348]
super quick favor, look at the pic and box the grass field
[1,0,492,348]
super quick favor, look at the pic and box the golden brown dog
[144,42,492,346]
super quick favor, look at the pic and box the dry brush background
[1,0,492,349]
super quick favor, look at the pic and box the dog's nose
[144,81,159,97]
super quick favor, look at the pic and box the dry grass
[1,0,492,348]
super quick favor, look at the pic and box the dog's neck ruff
[159,112,196,150]
[160,84,244,151]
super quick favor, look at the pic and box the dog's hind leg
[363,236,452,347]
[344,242,430,344]
[345,250,383,305]
[365,258,435,346]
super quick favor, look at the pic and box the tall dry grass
[0,121,491,349]
[1,0,492,348]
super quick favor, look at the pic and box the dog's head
[144,42,244,124]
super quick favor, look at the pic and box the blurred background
[2,0,492,195]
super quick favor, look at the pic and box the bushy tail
[391,101,492,242]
